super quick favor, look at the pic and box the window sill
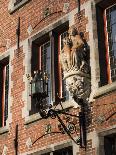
[24,113,42,125]
[0,126,9,135]
[94,82,116,98]
[8,0,31,14]
[24,100,76,125]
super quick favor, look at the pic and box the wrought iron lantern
[30,70,48,100]
[29,71,87,148]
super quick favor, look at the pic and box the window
[41,146,73,155]
[8,0,30,13]
[59,31,69,100]
[105,4,116,82]
[0,58,9,127]
[30,22,69,115]
[96,1,116,86]
[39,41,51,104]
[14,0,23,6]
[104,134,116,155]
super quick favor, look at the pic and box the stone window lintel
[8,0,31,14]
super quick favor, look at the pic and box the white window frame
[0,51,12,134]
[8,0,31,14]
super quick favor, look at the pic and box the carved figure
[60,26,90,73]
[69,27,86,70]
[60,26,91,104]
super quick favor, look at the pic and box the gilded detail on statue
[60,26,91,104]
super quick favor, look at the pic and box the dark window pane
[4,64,9,126]
[60,31,69,100]
[30,22,69,115]
[41,41,51,104]
[104,134,116,155]
[0,66,3,127]
[0,61,9,127]
[14,0,23,6]
[41,153,50,155]
[53,146,73,155]
[106,4,116,82]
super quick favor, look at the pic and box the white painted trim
[20,140,73,155]
[22,39,31,119]
[87,130,99,149]
[8,0,31,14]
[0,126,9,135]
[97,126,116,155]
[97,125,116,135]
[94,82,116,98]
[82,0,100,102]
[24,99,78,125]
[0,48,14,131]
[7,48,14,125]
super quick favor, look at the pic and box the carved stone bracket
[65,71,91,104]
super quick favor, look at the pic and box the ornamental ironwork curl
[31,94,86,148]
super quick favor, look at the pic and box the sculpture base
[64,70,91,105]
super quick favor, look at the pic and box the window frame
[96,0,116,86]
[104,134,116,155]
[29,146,73,155]
[14,0,23,6]
[58,31,69,100]
[98,128,116,155]
[104,4,116,83]
[0,58,9,128]
[30,22,69,115]
[8,0,31,14]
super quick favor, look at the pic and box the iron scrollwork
[31,95,86,148]
[31,107,82,147]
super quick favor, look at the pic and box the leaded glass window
[104,134,116,155]
[105,4,116,82]
[4,64,9,126]
[0,60,9,127]
[30,22,69,115]
[40,41,51,104]
[59,31,69,100]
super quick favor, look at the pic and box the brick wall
[0,0,116,155]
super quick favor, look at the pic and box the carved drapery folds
[60,26,91,104]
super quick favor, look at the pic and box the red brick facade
[0,0,116,155]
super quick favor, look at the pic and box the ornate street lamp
[29,70,49,117]
[30,70,48,100]
[29,71,86,148]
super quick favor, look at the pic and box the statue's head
[68,26,78,36]
[63,37,71,46]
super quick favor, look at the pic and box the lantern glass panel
[31,81,36,95]
[35,78,43,93]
